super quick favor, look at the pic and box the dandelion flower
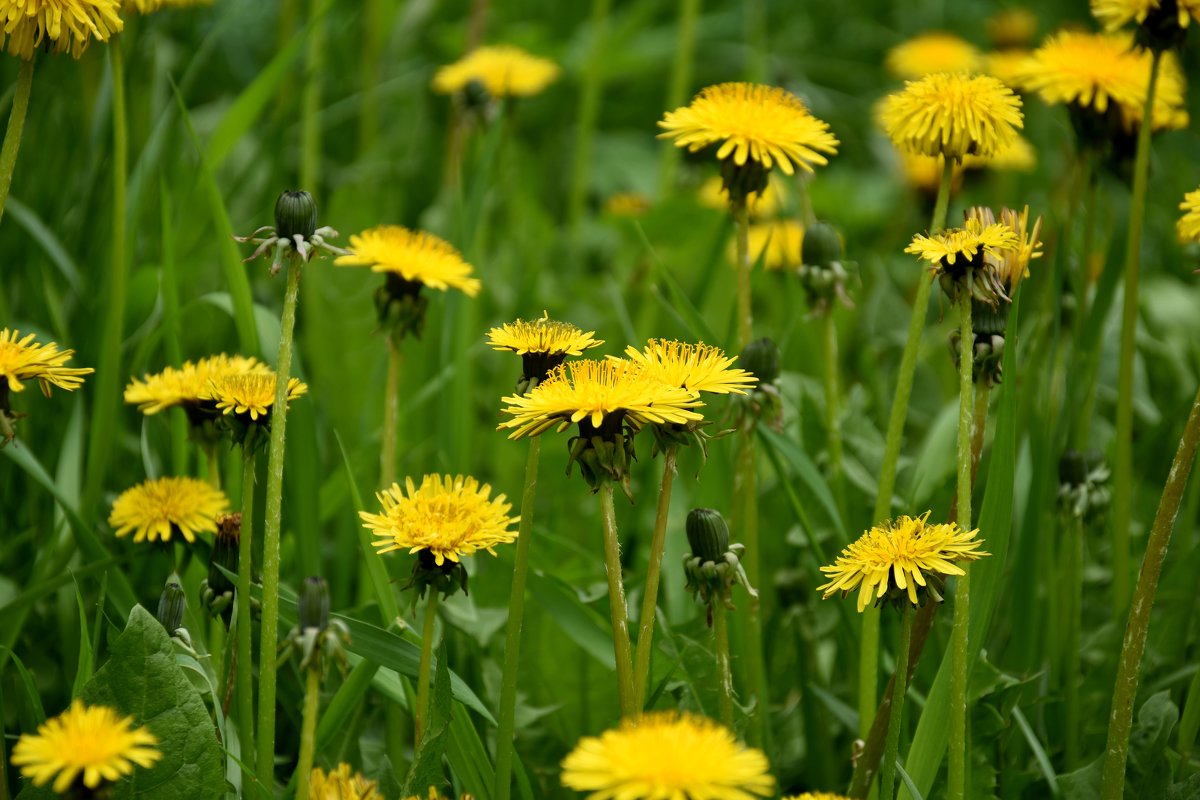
[336,226,480,297]
[561,711,774,800]
[12,700,160,794]
[622,339,757,395]
[886,32,982,79]
[659,82,839,177]
[0,328,93,396]
[308,763,381,800]
[124,355,268,416]
[206,372,308,422]
[0,0,122,59]
[497,359,704,439]
[818,513,988,611]
[881,72,1023,161]
[432,44,559,98]
[1091,0,1200,32]
[361,474,517,566]
[968,205,1043,292]
[1177,187,1200,243]
[109,476,230,543]
[488,312,603,391]
[906,217,1019,271]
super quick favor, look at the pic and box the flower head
[886,32,982,79]
[906,218,1019,271]
[12,700,161,793]
[206,372,308,422]
[308,763,381,799]
[488,312,604,392]
[0,328,93,396]
[336,226,481,297]
[561,711,774,800]
[881,72,1023,160]
[124,354,267,416]
[1178,187,1200,243]
[361,474,517,567]
[622,340,757,395]
[432,44,559,98]
[109,476,230,543]
[818,512,988,611]
[0,0,122,59]
[1091,0,1200,32]
[659,82,839,177]
[968,205,1043,292]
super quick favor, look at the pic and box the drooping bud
[157,578,186,633]
[299,576,331,632]
[686,508,730,565]
[740,337,780,385]
[274,190,318,243]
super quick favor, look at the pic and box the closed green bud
[157,579,186,633]
[299,576,331,631]
[274,190,317,242]
[686,508,730,564]
[802,221,842,268]
[740,337,780,385]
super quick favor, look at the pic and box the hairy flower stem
[822,311,846,515]
[0,56,34,227]
[1101,386,1200,799]
[1112,49,1162,617]
[599,483,636,716]
[293,668,321,798]
[255,256,302,783]
[631,447,679,711]
[415,590,441,746]
[494,437,542,800]
[881,607,914,800]
[236,448,257,783]
[860,156,954,735]
[947,284,975,800]
[712,601,734,728]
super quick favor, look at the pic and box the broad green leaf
[402,640,453,797]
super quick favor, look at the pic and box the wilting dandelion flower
[881,72,1023,161]
[109,476,230,543]
[622,340,757,396]
[1177,187,1200,243]
[432,44,559,98]
[308,763,381,799]
[817,512,988,611]
[12,700,161,794]
[488,312,603,392]
[969,205,1044,293]
[907,215,1020,305]
[886,31,982,79]
[0,0,122,59]
[561,711,774,800]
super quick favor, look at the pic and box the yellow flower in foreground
[886,31,982,79]
[1177,187,1200,243]
[698,175,783,218]
[906,217,1018,271]
[881,72,1023,160]
[431,44,559,98]
[561,711,774,800]
[124,354,267,415]
[487,313,603,358]
[659,82,839,176]
[0,328,93,395]
[109,476,230,543]
[497,359,704,439]
[12,700,160,794]
[206,373,308,422]
[308,763,381,800]
[817,513,988,611]
[1091,0,1200,31]
[622,339,757,395]
[335,226,481,297]
[0,0,123,59]
[361,474,517,566]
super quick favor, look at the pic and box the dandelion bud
[156,579,186,633]
[801,221,843,269]
[299,576,331,631]
[740,337,780,385]
[274,190,317,243]
[686,508,730,565]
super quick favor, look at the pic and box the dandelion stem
[947,282,975,800]
[205,445,221,491]
[821,311,846,515]
[381,338,401,488]
[860,156,953,735]
[494,436,542,800]
[733,198,753,349]
[415,589,441,746]
[632,446,678,712]
[1100,385,1200,799]
[235,447,257,784]
[1112,49,1162,617]
[712,601,734,728]
[255,255,303,785]
[0,56,35,228]
[293,668,321,799]
[657,0,700,193]
[599,482,636,717]
[881,607,914,800]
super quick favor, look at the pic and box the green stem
[1112,49,1162,617]
[300,0,324,192]
[293,668,321,798]
[566,0,610,249]
[415,590,441,746]
[255,255,303,785]
[205,445,221,491]
[947,283,975,800]
[1100,386,1200,799]
[236,447,257,783]
[159,179,189,477]
[880,607,915,800]
[821,311,846,515]
[631,447,678,711]
[0,56,35,227]
[381,338,401,488]
[494,436,542,800]
[733,198,752,349]
[713,601,734,728]
[1177,643,1200,774]
[1063,514,1083,771]
[657,0,700,194]
[598,482,636,717]
[860,156,954,735]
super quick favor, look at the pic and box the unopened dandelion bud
[274,190,317,243]
[156,579,186,634]
[299,576,331,632]
[802,221,843,269]
[740,337,780,385]
[686,508,730,564]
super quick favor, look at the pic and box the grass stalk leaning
[599,482,636,717]
[631,446,678,711]
[236,448,257,783]
[880,606,914,800]
[415,589,441,746]
[0,56,35,227]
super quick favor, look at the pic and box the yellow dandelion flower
[987,8,1039,48]
[881,72,1023,161]
[308,763,381,799]
[697,175,784,218]
[1177,187,1200,243]
[0,328,93,396]
[968,205,1043,292]
[622,339,757,395]
[603,192,652,217]
[335,226,481,297]
[0,0,122,59]
[659,82,839,176]
[1091,0,1200,31]
[906,217,1019,270]
[205,372,308,422]
[124,354,267,416]
[886,32,982,79]
[360,474,518,566]
[487,313,603,358]
[431,44,559,98]
[109,476,230,543]
[12,700,161,794]
[817,512,988,611]
[561,711,774,800]
[497,359,704,439]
